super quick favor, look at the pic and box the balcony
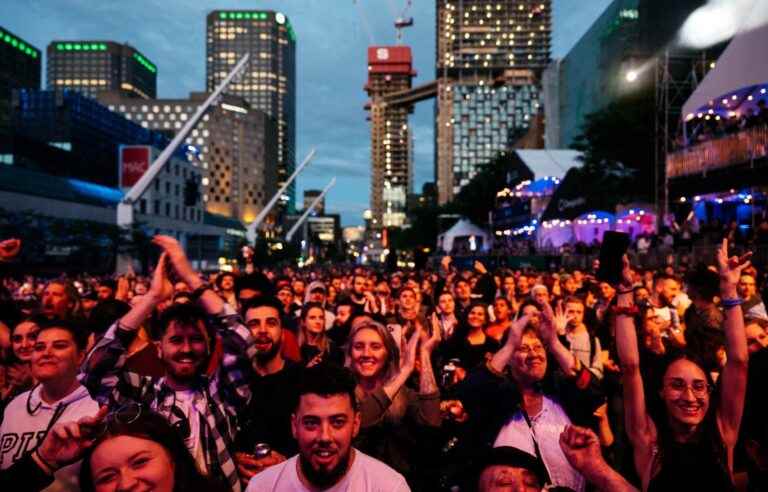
[667,125,768,179]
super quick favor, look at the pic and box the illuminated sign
[120,146,151,189]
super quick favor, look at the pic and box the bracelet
[190,283,212,301]
[611,305,639,317]
[721,297,742,309]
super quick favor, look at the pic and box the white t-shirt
[493,396,585,492]
[0,384,99,492]
[171,389,207,476]
[245,449,410,492]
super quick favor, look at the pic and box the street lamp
[625,69,639,83]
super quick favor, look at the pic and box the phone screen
[596,231,631,285]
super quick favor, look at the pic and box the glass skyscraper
[206,10,296,213]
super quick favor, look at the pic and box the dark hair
[152,303,210,343]
[88,300,131,337]
[235,272,274,298]
[685,264,720,301]
[37,318,88,351]
[563,296,584,307]
[214,272,236,290]
[295,364,359,412]
[78,411,220,492]
[241,296,284,317]
[98,279,116,292]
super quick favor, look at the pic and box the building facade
[303,189,325,215]
[99,92,278,224]
[364,46,415,228]
[47,41,157,99]
[10,89,174,186]
[0,27,41,135]
[206,10,296,212]
[435,0,551,204]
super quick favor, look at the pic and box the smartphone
[596,231,631,285]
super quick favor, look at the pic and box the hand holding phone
[596,232,631,286]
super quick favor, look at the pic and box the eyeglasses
[664,378,712,397]
[84,402,143,441]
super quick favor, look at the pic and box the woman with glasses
[614,240,750,492]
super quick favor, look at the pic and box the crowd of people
[0,233,767,491]
[682,99,768,148]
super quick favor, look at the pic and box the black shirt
[235,360,303,457]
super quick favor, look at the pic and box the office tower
[364,46,415,228]
[47,41,157,99]
[0,27,41,136]
[435,0,551,204]
[303,189,325,215]
[206,10,296,213]
[99,92,278,223]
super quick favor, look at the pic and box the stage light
[625,70,638,83]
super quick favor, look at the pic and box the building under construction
[364,46,416,228]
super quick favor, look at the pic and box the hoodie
[0,384,99,492]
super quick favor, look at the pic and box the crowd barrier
[667,125,768,178]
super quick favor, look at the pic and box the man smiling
[246,364,409,491]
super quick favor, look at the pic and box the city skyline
[3,0,612,225]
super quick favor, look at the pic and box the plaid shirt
[82,304,255,492]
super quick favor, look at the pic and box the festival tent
[615,205,657,239]
[573,211,614,244]
[538,219,574,249]
[682,15,768,121]
[438,218,490,254]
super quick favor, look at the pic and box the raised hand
[504,314,530,350]
[474,260,487,275]
[37,407,109,470]
[716,238,751,291]
[619,254,634,290]
[559,425,604,474]
[420,320,442,356]
[148,253,173,303]
[552,303,570,336]
[400,326,421,374]
[537,302,559,345]
[0,238,21,261]
[152,235,198,288]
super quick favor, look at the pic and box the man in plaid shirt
[83,236,256,492]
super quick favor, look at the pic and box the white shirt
[0,384,99,492]
[171,389,207,476]
[245,449,410,492]
[493,396,585,492]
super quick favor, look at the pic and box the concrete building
[364,46,415,228]
[0,26,40,136]
[47,41,157,99]
[99,92,278,224]
[206,10,296,212]
[303,189,325,215]
[435,0,551,204]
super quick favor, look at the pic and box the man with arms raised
[246,364,410,491]
[83,236,255,491]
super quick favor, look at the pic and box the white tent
[682,13,768,119]
[514,149,582,180]
[438,218,490,253]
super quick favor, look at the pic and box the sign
[120,146,151,188]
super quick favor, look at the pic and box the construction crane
[393,0,413,43]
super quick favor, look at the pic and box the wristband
[611,305,639,317]
[721,298,742,309]
[33,449,57,475]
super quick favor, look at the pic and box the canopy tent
[514,150,582,180]
[438,218,490,254]
[539,168,618,223]
[537,219,574,249]
[682,15,768,120]
[615,205,657,239]
[573,211,614,244]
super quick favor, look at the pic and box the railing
[667,125,768,178]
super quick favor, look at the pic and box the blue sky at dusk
[4,0,613,225]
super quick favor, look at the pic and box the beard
[254,337,282,363]
[299,448,351,489]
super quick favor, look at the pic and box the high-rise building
[435,0,552,204]
[364,46,415,227]
[303,189,325,215]
[206,10,296,212]
[0,27,41,135]
[47,41,157,99]
[99,92,279,223]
